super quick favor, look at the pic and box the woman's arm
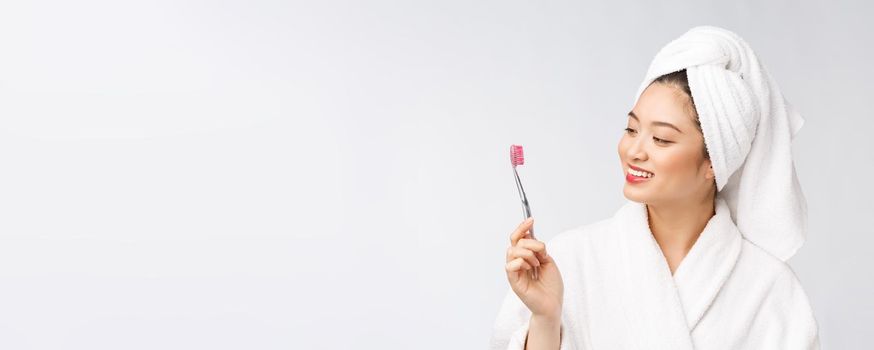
[524,314,562,350]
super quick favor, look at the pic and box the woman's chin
[622,187,649,204]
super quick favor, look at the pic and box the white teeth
[628,168,653,178]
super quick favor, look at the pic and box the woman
[489,26,819,350]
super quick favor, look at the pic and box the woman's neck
[645,195,716,274]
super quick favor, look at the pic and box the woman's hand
[505,218,564,319]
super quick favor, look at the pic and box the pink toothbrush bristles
[510,145,524,167]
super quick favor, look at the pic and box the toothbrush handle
[512,167,540,280]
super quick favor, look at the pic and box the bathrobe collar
[612,195,742,347]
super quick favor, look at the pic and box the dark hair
[651,69,710,160]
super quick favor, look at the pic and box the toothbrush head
[510,145,524,167]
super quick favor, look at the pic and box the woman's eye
[653,137,672,144]
[624,127,637,135]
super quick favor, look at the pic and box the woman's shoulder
[731,239,820,344]
[732,239,816,313]
[736,238,801,280]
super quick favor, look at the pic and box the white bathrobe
[489,196,820,349]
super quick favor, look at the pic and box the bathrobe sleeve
[747,266,821,349]
[488,289,573,350]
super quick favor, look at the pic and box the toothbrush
[510,144,539,280]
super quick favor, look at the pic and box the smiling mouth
[627,167,654,178]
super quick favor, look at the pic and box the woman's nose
[626,138,648,161]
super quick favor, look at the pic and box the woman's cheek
[659,150,694,180]
[617,138,627,159]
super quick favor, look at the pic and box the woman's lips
[625,172,652,184]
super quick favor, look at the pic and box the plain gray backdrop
[0,0,870,349]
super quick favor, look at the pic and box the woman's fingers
[506,246,541,268]
[505,257,533,273]
[508,238,549,260]
[505,219,552,281]
[509,218,534,246]
[516,238,551,262]
[517,238,545,253]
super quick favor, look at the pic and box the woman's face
[617,83,715,205]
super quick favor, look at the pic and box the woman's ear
[703,161,715,180]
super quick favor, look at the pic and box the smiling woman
[618,68,717,210]
[492,25,819,350]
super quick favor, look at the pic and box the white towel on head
[630,25,808,262]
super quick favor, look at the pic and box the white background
[0,1,871,349]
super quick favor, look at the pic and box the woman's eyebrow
[627,111,684,134]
